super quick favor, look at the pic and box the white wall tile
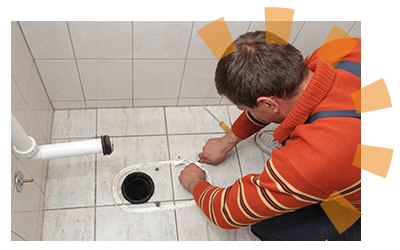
[86,99,132,108]
[177,98,220,106]
[293,21,357,57]
[36,60,84,101]
[11,21,33,100]
[134,60,185,99]
[77,60,132,100]
[133,21,193,58]
[19,21,74,59]
[19,21,362,112]
[187,21,250,59]
[11,21,53,241]
[11,162,42,241]
[26,65,53,141]
[248,21,305,44]
[52,101,86,110]
[134,98,177,107]
[348,21,361,38]
[69,21,132,58]
[179,60,219,98]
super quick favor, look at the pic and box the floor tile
[236,136,267,177]
[228,105,242,124]
[97,107,166,136]
[96,204,177,241]
[169,135,242,200]
[42,207,94,241]
[44,105,278,241]
[45,152,95,209]
[228,105,281,130]
[168,133,225,161]
[202,149,243,187]
[96,136,170,206]
[175,201,231,240]
[169,133,224,200]
[52,109,96,138]
[165,106,231,134]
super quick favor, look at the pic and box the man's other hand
[178,163,206,193]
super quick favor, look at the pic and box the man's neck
[280,69,314,117]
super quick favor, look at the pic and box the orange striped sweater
[192,38,361,229]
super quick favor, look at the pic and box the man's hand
[178,163,206,193]
[198,129,241,164]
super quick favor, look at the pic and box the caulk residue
[112,159,211,213]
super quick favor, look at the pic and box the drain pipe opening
[121,172,154,204]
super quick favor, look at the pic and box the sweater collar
[273,60,336,143]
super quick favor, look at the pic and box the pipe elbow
[13,136,39,159]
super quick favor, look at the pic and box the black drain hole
[121,172,154,204]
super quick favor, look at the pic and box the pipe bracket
[14,171,34,193]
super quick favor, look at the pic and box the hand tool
[204,107,230,133]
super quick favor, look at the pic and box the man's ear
[256,96,279,113]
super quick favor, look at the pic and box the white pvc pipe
[12,113,112,160]
[11,114,34,152]
[31,139,103,160]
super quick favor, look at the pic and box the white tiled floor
[42,106,278,241]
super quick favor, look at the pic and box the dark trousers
[250,203,361,241]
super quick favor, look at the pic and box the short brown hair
[215,31,309,108]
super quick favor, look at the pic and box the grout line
[131,21,135,107]
[347,21,358,36]
[94,154,97,241]
[246,21,253,32]
[227,106,244,178]
[52,132,227,141]
[66,21,87,108]
[94,109,98,241]
[176,21,195,106]
[292,21,306,46]
[164,106,180,241]
[52,104,235,111]
[16,22,55,112]
[47,105,238,241]
[43,199,195,212]
[174,209,179,241]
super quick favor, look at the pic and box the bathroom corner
[11,21,54,240]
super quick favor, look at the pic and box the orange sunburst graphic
[197,7,394,234]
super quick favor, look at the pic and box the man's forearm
[231,110,270,140]
[221,129,242,150]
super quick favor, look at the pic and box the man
[178,31,361,240]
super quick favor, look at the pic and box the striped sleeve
[231,110,270,140]
[192,157,325,229]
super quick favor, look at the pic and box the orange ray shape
[353,144,394,178]
[197,17,237,60]
[320,191,362,234]
[322,25,353,45]
[264,7,294,45]
[316,25,358,68]
[351,78,392,113]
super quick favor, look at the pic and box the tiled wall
[11,22,54,240]
[19,21,361,110]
